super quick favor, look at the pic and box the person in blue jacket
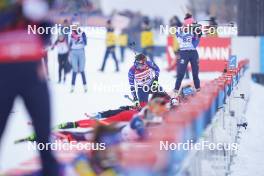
[128,53,164,107]
[173,13,202,97]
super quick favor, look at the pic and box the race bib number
[134,68,154,86]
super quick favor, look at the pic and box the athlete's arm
[82,32,87,45]
[147,61,160,79]
[128,67,137,100]
[192,36,200,48]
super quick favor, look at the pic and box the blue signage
[229,55,237,69]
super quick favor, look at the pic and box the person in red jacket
[0,1,59,175]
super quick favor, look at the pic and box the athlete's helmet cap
[135,53,147,63]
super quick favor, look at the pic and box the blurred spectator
[61,18,70,37]
[0,0,59,175]
[153,16,164,30]
[90,124,122,174]
[99,19,119,72]
[207,16,218,37]
[140,17,155,62]
[51,34,70,83]
[118,28,128,62]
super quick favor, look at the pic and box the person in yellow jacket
[140,18,154,62]
[118,29,128,62]
[100,20,119,72]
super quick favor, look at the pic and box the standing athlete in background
[100,19,119,72]
[69,22,88,93]
[173,13,201,97]
[167,16,190,79]
[0,0,59,175]
[51,34,70,83]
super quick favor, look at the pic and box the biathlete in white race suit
[128,53,166,107]
[51,34,70,83]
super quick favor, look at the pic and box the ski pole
[124,94,134,103]
[14,138,30,144]
[84,113,110,125]
[14,134,36,144]
[128,42,137,55]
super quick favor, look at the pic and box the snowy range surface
[231,82,264,176]
[0,37,222,173]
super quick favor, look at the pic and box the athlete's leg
[58,54,63,82]
[61,53,68,81]
[70,51,78,86]
[189,50,200,89]
[100,108,127,118]
[111,49,119,71]
[20,62,59,176]
[78,49,87,85]
[174,51,189,91]
[147,47,154,62]
[100,47,110,71]
[104,110,137,123]
[0,64,17,141]
[137,87,149,107]
[120,46,125,62]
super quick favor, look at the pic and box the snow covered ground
[231,82,264,176]
[0,37,220,173]
[1,36,263,175]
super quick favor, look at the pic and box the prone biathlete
[60,92,175,141]
[54,105,139,130]
[15,106,137,143]
[16,92,177,143]
[120,92,174,141]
